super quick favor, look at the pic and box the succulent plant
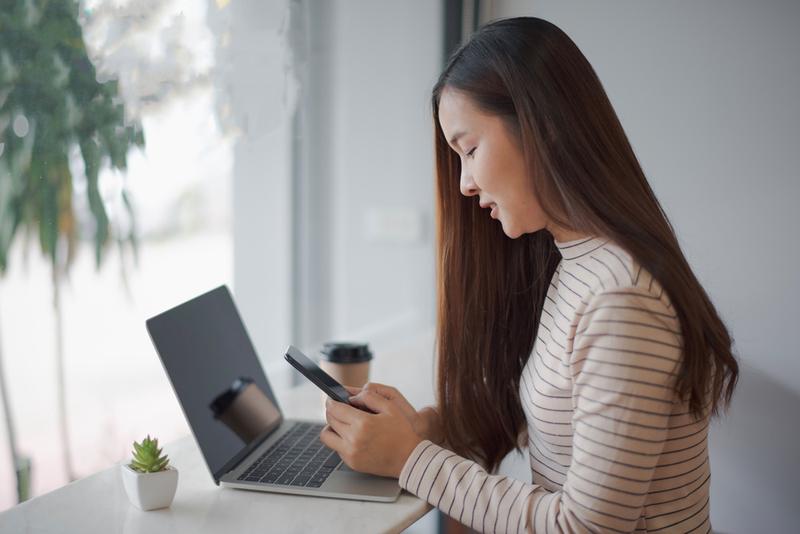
[128,435,170,473]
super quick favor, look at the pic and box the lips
[479,201,498,219]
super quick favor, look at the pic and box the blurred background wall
[228,0,442,390]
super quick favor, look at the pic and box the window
[0,0,235,507]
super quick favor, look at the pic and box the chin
[500,221,524,239]
[501,218,541,239]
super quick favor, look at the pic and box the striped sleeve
[399,287,682,533]
[398,439,546,533]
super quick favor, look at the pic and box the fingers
[345,383,417,421]
[362,382,399,399]
[319,424,347,451]
[344,385,367,408]
[360,382,417,420]
[344,385,362,395]
[353,389,392,414]
[326,397,362,425]
[346,383,391,410]
[327,412,350,439]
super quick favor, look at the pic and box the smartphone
[284,345,358,407]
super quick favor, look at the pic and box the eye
[466,147,477,158]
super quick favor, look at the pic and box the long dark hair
[432,17,739,473]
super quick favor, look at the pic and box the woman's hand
[344,383,445,445]
[320,384,424,478]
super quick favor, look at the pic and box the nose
[459,169,479,197]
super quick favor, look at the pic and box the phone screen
[284,345,352,404]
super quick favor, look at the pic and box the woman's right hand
[343,383,443,444]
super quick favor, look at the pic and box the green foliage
[129,435,170,473]
[0,0,145,275]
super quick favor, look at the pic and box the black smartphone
[284,345,355,405]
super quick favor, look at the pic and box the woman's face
[437,86,548,239]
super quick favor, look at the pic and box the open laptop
[145,285,401,502]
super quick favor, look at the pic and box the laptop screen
[146,285,283,482]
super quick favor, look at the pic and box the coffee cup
[210,377,281,444]
[318,342,373,414]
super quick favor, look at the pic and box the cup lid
[319,342,373,363]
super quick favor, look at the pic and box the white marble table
[0,330,438,534]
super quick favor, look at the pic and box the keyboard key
[323,452,341,468]
[262,471,280,484]
[290,475,310,486]
[299,468,318,479]
[277,473,296,485]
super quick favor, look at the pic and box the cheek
[515,192,548,231]
[473,154,502,195]
[496,168,542,224]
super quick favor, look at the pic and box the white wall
[491,1,800,531]
[210,0,297,389]
[310,0,441,348]
[223,0,442,385]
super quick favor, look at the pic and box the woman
[319,16,738,534]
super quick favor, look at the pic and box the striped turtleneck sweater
[398,235,711,533]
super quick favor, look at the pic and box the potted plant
[120,435,178,511]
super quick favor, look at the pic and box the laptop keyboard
[237,422,343,488]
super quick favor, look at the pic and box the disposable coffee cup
[210,377,280,443]
[318,342,373,416]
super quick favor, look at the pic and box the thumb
[362,382,416,422]
[351,390,391,415]
[344,385,367,409]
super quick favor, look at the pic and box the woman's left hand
[320,390,424,479]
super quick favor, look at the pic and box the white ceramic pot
[120,463,178,511]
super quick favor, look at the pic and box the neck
[547,224,589,243]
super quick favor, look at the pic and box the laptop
[145,285,401,502]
